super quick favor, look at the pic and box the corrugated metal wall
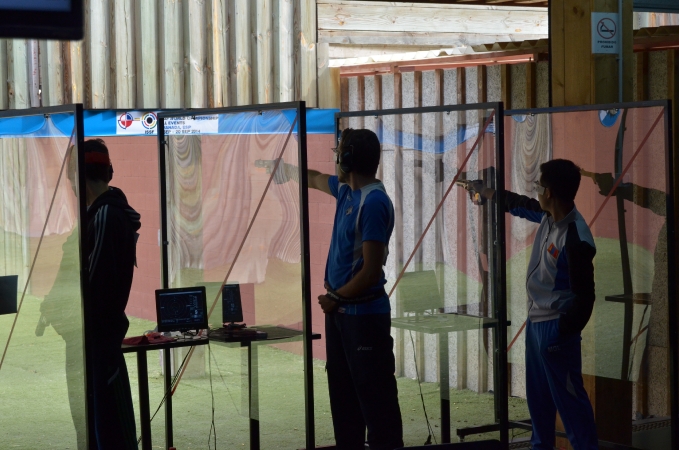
[0,0,318,110]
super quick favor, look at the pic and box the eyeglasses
[534,181,546,195]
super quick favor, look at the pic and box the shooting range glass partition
[157,102,315,450]
[502,101,676,450]
[0,105,92,448]
[336,103,510,446]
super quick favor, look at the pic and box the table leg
[438,333,450,443]
[164,348,173,449]
[621,300,633,380]
[137,351,152,450]
[248,344,260,450]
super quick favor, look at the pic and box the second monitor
[222,283,244,326]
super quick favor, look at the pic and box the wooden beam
[501,64,511,109]
[256,0,274,103]
[28,40,40,107]
[39,40,64,107]
[527,61,537,108]
[318,30,548,47]
[299,0,317,106]
[65,40,84,104]
[7,39,30,109]
[234,0,252,105]
[185,0,207,108]
[135,0,159,108]
[88,0,111,108]
[340,76,349,112]
[112,0,136,109]
[550,0,565,106]
[317,43,341,108]
[0,40,8,109]
[477,64,487,103]
[275,0,295,102]
[317,2,548,36]
[160,0,184,108]
[207,0,229,107]
[635,51,649,101]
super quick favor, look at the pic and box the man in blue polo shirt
[309,128,403,450]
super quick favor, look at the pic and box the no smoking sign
[592,13,619,54]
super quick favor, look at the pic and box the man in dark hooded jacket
[82,139,141,449]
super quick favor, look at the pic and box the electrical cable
[408,330,437,446]
[207,342,217,450]
[136,345,192,444]
[208,334,240,413]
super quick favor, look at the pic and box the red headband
[84,152,111,165]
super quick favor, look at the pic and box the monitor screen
[222,284,243,324]
[0,0,82,39]
[155,286,208,333]
[0,275,18,316]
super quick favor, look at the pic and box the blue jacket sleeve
[503,191,545,223]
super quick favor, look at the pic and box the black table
[122,336,209,450]
[390,313,502,444]
[208,325,321,450]
[124,327,320,450]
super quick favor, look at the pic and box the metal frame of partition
[503,100,676,450]
[157,102,315,449]
[0,105,92,447]
[336,102,510,446]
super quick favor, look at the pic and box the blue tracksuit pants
[526,318,598,450]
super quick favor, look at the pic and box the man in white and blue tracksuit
[309,128,403,450]
[468,159,598,449]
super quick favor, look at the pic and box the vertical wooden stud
[0,40,8,109]
[275,0,295,102]
[135,0,160,109]
[7,39,30,109]
[234,0,252,105]
[112,0,136,109]
[256,0,273,104]
[160,0,184,108]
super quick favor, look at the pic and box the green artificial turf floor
[0,236,658,448]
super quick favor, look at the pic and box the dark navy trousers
[325,311,404,450]
[526,318,598,450]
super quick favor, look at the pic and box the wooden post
[501,64,511,110]
[7,39,30,109]
[256,0,273,104]
[88,0,111,108]
[550,0,633,106]
[160,0,184,109]
[298,0,317,106]
[317,43,339,109]
[207,0,229,108]
[40,40,64,107]
[551,1,634,446]
[28,40,40,107]
[112,0,136,109]
[135,0,159,109]
[274,0,295,102]
[64,40,84,104]
[185,0,207,108]
[0,40,7,109]
[234,0,252,106]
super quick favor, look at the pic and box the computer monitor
[222,283,244,324]
[0,275,18,316]
[155,286,208,333]
[0,0,83,39]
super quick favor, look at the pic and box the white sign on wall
[592,12,620,54]
[164,115,219,135]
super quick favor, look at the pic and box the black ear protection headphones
[338,130,354,174]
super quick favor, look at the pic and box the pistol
[455,179,486,205]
